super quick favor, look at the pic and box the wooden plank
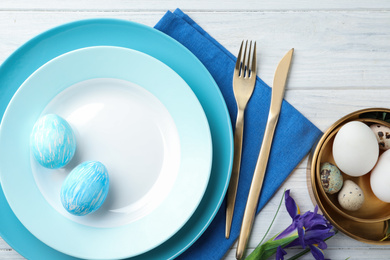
[0,11,389,89]
[0,250,24,260]
[1,0,390,11]
[0,238,23,259]
[286,88,390,132]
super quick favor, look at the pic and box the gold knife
[236,48,294,260]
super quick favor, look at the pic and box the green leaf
[359,112,379,119]
[245,234,299,260]
[359,111,390,123]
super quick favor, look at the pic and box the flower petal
[309,244,325,260]
[285,190,300,218]
[296,220,306,248]
[316,241,328,250]
[283,238,301,248]
[301,212,331,231]
[276,246,287,260]
[305,229,334,244]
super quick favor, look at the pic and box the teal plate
[0,19,233,259]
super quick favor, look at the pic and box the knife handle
[236,114,279,260]
[226,108,245,238]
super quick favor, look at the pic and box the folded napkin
[155,9,322,259]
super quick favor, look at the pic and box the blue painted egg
[30,114,76,169]
[60,161,109,216]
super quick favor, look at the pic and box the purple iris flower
[274,190,334,260]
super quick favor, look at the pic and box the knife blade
[236,48,294,260]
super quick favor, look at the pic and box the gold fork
[226,40,257,239]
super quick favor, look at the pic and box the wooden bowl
[314,116,390,223]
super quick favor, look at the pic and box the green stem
[258,190,286,246]
[285,247,309,260]
[380,220,390,241]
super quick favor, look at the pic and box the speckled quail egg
[338,180,364,211]
[320,162,343,194]
[370,123,390,150]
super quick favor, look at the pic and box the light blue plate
[0,19,233,259]
[0,46,212,259]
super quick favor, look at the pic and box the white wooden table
[1,1,390,259]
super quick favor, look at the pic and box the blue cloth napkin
[155,9,322,259]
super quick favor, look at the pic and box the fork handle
[226,108,245,239]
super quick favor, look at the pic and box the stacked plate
[307,108,390,244]
[0,19,233,259]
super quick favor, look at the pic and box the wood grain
[1,0,390,11]
[0,3,390,260]
[0,11,389,90]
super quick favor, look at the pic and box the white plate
[32,78,181,227]
[0,46,212,259]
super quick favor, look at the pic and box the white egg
[370,149,390,203]
[332,121,379,177]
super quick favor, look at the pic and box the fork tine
[250,41,257,78]
[246,41,253,78]
[234,41,244,77]
[242,40,248,77]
